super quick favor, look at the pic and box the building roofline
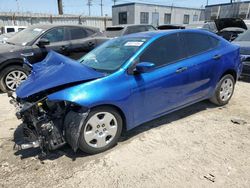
[205,1,250,8]
[112,2,204,11]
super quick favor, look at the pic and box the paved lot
[0,81,250,188]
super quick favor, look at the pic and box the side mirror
[135,62,155,73]
[37,38,50,47]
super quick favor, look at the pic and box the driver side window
[41,27,65,43]
[140,33,185,68]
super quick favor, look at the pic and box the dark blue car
[13,29,242,155]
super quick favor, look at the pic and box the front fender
[49,71,132,115]
[47,71,134,130]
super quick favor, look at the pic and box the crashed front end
[10,95,89,155]
[9,51,105,155]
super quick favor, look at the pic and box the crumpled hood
[16,51,105,99]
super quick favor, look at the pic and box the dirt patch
[0,81,250,188]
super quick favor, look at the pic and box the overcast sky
[0,0,240,16]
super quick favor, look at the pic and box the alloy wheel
[84,112,118,148]
[5,70,27,91]
[219,78,233,102]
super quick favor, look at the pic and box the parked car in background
[202,18,247,41]
[12,29,241,155]
[1,25,27,34]
[104,24,156,38]
[185,22,204,29]
[0,24,107,92]
[157,24,185,30]
[0,32,16,44]
[233,30,250,78]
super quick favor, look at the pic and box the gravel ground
[0,81,250,188]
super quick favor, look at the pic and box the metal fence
[205,2,250,21]
[0,12,112,31]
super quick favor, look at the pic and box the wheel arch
[220,69,237,82]
[0,58,23,74]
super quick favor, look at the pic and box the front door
[130,33,190,125]
[29,27,69,64]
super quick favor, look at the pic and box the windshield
[79,37,148,73]
[7,27,44,45]
[235,30,250,41]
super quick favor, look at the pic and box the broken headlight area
[11,97,89,155]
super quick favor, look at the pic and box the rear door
[179,32,221,102]
[67,26,97,59]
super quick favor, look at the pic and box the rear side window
[181,33,219,57]
[86,29,95,36]
[140,33,185,67]
[69,27,87,40]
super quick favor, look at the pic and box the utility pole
[100,0,103,16]
[87,0,92,16]
[57,0,63,15]
[16,0,20,12]
[113,0,117,6]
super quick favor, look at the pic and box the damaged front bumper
[9,92,89,155]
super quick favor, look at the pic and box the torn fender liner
[64,110,89,152]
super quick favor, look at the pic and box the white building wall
[112,3,204,26]
[112,5,135,25]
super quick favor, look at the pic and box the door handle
[176,67,187,73]
[88,42,95,47]
[213,54,221,60]
[60,45,69,51]
[21,52,34,57]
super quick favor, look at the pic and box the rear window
[105,27,124,38]
[125,26,147,35]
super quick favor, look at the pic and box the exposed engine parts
[10,93,89,155]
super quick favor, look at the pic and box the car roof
[107,24,154,29]
[123,29,219,39]
[27,24,99,31]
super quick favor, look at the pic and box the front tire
[210,74,235,106]
[78,107,123,154]
[0,65,28,92]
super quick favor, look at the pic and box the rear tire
[0,65,28,92]
[210,74,235,106]
[78,107,123,154]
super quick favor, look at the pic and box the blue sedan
[14,29,242,155]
